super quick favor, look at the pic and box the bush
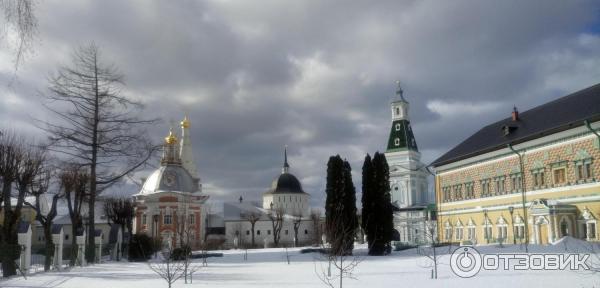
[171,246,191,260]
[128,234,159,262]
[393,242,416,251]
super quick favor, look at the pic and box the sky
[2,0,600,210]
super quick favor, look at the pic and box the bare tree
[315,212,362,288]
[419,220,440,279]
[149,245,185,288]
[40,42,159,263]
[103,198,134,260]
[24,166,63,271]
[292,212,303,247]
[0,131,46,277]
[61,165,88,266]
[267,207,284,248]
[0,0,38,78]
[241,211,261,248]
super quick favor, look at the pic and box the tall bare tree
[24,167,62,271]
[149,244,185,288]
[241,211,261,248]
[41,42,159,263]
[0,130,45,277]
[267,207,284,248]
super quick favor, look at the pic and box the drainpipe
[508,144,529,252]
[584,120,600,148]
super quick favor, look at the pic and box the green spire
[386,119,418,152]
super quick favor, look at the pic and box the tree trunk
[86,53,100,264]
[70,218,79,266]
[251,223,255,248]
[43,223,54,271]
[1,181,18,277]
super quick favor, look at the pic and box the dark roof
[264,172,306,194]
[17,222,30,234]
[51,224,63,234]
[432,83,600,167]
[386,119,418,152]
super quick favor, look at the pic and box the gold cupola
[181,115,190,129]
[164,128,178,145]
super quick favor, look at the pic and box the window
[532,169,545,188]
[576,160,593,181]
[65,234,69,240]
[304,229,308,235]
[465,183,474,199]
[515,224,524,239]
[468,227,476,240]
[257,230,261,235]
[285,230,289,235]
[494,177,505,195]
[394,138,400,146]
[483,225,492,240]
[246,230,250,235]
[142,214,147,225]
[444,226,452,240]
[395,123,401,131]
[481,179,491,197]
[453,185,463,200]
[497,225,507,240]
[510,173,522,192]
[455,227,463,241]
[189,214,195,224]
[396,107,400,115]
[163,214,172,225]
[553,168,566,185]
[268,230,271,235]
[442,187,452,202]
[586,222,597,240]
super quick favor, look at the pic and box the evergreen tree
[325,155,358,256]
[341,160,358,254]
[372,152,394,254]
[361,154,375,248]
[362,152,394,255]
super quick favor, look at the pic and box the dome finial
[165,127,178,145]
[396,80,406,101]
[283,145,290,173]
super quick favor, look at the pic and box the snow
[1,243,597,288]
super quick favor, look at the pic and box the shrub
[128,234,158,262]
[170,246,191,260]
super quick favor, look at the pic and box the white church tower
[384,82,433,244]
[180,116,200,185]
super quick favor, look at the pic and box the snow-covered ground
[1,238,599,288]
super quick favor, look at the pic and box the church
[133,116,209,249]
[384,83,436,245]
[222,147,317,248]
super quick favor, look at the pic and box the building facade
[133,117,209,249]
[433,84,600,245]
[384,83,435,245]
[222,148,316,248]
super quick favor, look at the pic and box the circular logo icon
[450,246,482,278]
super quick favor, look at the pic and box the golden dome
[181,115,190,128]
[164,128,178,145]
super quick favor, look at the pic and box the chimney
[511,106,519,121]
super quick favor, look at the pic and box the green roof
[386,119,418,152]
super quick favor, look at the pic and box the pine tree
[342,160,358,255]
[325,155,358,256]
[373,152,394,254]
[361,154,375,249]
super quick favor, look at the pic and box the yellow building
[432,84,600,245]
